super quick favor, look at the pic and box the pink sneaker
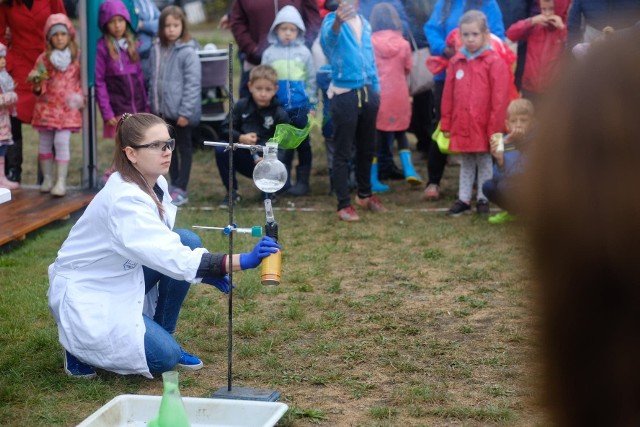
[337,206,360,221]
[423,183,440,200]
[355,195,387,212]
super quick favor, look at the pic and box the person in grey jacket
[149,5,201,206]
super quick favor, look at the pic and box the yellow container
[261,250,281,286]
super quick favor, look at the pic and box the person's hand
[531,14,550,26]
[239,236,281,270]
[239,132,258,145]
[443,45,456,58]
[202,274,233,294]
[547,15,564,29]
[509,127,525,142]
[177,116,189,127]
[218,13,230,30]
[107,117,118,127]
[332,2,356,31]
[443,131,450,138]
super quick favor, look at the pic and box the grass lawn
[0,27,548,427]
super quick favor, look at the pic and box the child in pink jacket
[440,10,510,216]
[370,2,423,193]
[29,13,83,197]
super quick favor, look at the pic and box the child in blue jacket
[262,5,317,196]
[320,1,385,222]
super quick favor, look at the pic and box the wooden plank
[0,188,95,246]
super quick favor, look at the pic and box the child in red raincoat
[441,10,510,216]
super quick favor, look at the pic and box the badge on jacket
[123,259,138,270]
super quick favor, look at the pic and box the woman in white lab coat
[47,113,280,379]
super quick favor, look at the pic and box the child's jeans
[142,228,200,374]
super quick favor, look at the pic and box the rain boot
[399,149,424,187]
[51,162,68,197]
[371,157,389,193]
[287,165,311,196]
[0,157,19,189]
[39,158,54,193]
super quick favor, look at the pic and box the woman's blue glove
[202,274,233,294]
[239,236,280,269]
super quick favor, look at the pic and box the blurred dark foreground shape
[521,24,640,427]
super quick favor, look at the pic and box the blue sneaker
[178,349,203,371]
[64,350,97,379]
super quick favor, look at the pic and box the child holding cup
[482,98,535,223]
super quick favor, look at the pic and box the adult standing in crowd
[0,0,67,184]
[401,0,436,160]
[423,0,504,201]
[566,0,640,48]
[230,0,321,98]
[359,0,411,37]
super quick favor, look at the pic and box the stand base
[211,386,281,402]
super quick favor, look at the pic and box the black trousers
[330,86,379,210]
[427,80,448,186]
[5,116,23,181]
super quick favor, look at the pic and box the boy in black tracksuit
[215,65,290,207]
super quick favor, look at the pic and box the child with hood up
[29,13,83,197]
[96,0,149,185]
[262,5,317,197]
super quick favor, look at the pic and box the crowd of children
[2,0,639,227]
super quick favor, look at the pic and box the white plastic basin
[77,394,288,427]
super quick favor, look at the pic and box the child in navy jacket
[214,65,289,208]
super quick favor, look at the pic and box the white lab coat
[47,173,208,378]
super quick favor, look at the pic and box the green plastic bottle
[148,371,191,427]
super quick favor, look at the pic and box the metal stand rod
[226,42,234,393]
[207,43,280,402]
[203,141,265,152]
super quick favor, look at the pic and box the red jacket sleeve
[440,61,456,132]
[52,0,67,14]
[0,6,8,47]
[506,18,533,42]
[404,42,412,76]
[487,57,510,138]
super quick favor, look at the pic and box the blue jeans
[142,228,201,374]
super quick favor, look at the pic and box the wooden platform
[0,187,95,246]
